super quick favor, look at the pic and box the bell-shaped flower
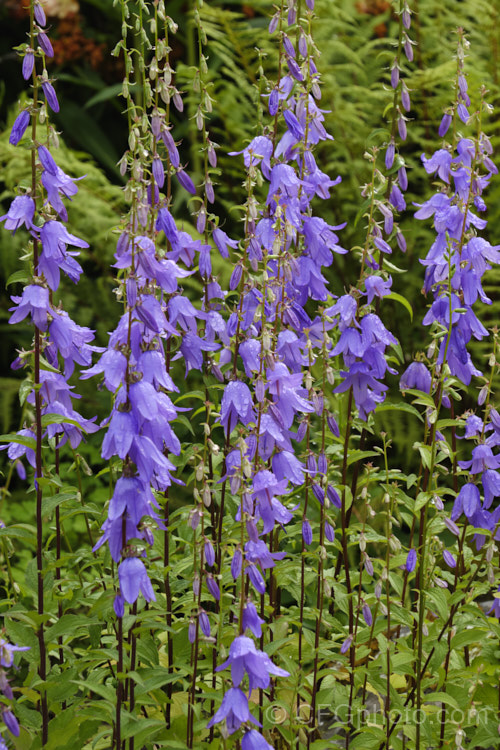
[219,381,256,435]
[216,636,289,693]
[118,557,155,604]
[207,687,260,734]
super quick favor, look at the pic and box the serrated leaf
[42,491,78,517]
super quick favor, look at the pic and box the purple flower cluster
[88,51,224,608]
[208,636,288,743]
[3,14,98,479]
[208,2,353,741]
[403,41,500,561]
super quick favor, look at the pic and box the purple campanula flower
[188,619,196,644]
[302,519,312,545]
[482,470,500,509]
[205,540,215,567]
[283,109,304,140]
[269,87,279,116]
[37,30,53,57]
[324,521,335,542]
[160,128,180,167]
[118,557,156,604]
[216,636,289,693]
[385,140,395,170]
[422,149,452,182]
[400,361,432,393]
[362,604,373,627]
[22,50,34,80]
[81,348,128,392]
[242,730,274,750]
[452,483,480,521]
[229,136,273,179]
[487,587,500,618]
[401,82,411,112]
[438,112,452,137]
[213,227,238,259]
[39,220,87,290]
[101,409,138,460]
[34,2,46,26]
[9,110,30,146]
[2,710,19,737]
[365,275,392,304]
[443,550,456,568]
[5,428,36,472]
[1,195,35,233]
[207,687,260,734]
[406,548,417,572]
[326,485,341,508]
[251,470,291,533]
[245,539,285,570]
[340,634,353,654]
[459,444,500,475]
[206,574,221,601]
[42,80,59,112]
[9,284,50,330]
[113,595,125,618]
[391,63,399,89]
[0,639,29,669]
[219,380,256,435]
[231,548,243,579]
[176,169,196,194]
[444,516,460,537]
[247,562,266,594]
[199,610,211,637]
[152,157,165,188]
[306,453,317,476]
[327,413,340,437]
[242,601,265,638]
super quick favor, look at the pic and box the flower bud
[188,618,196,644]
[231,548,243,579]
[302,519,312,546]
[205,540,215,567]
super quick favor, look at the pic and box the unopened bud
[203,486,211,507]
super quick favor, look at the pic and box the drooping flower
[206,687,260,734]
[118,557,156,604]
[216,636,289,693]
[219,380,256,435]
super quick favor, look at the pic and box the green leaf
[427,588,449,621]
[0,524,37,542]
[0,432,36,449]
[346,450,380,467]
[451,627,487,650]
[6,269,29,286]
[42,491,78,518]
[386,292,413,321]
[84,83,129,108]
[375,400,423,421]
[46,615,96,642]
[41,413,87,429]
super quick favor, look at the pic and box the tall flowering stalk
[397,29,500,750]
[2,2,98,743]
[205,0,358,745]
